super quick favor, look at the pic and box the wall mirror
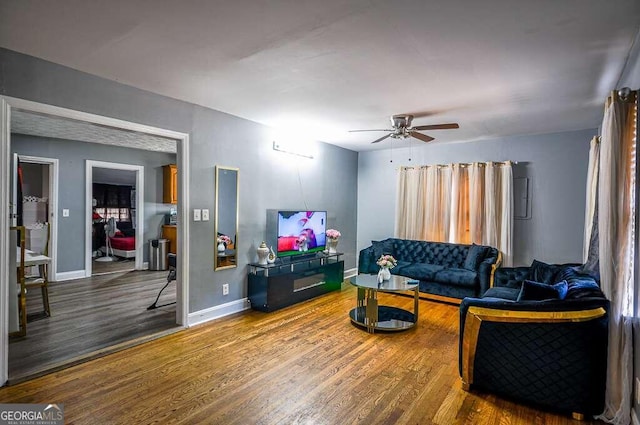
[215,166,239,270]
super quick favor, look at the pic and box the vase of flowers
[376,254,397,282]
[295,234,308,252]
[217,235,231,253]
[326,229,341,254]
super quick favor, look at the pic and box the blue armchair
[459,263,609,420]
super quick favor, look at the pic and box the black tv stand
[247,252,344,312]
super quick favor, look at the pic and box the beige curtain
[396,161,513,261]
[423,165,452,241]
[396,167,421,239]
[498,162,513,266]
[595,91,636,425]
[468,163,485,244]
[449,164,469,243]
[397,165,452,242]
[422,166,439,240]
[584,136,600,263]
[483,162,498,247]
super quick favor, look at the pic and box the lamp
[272,141,314,159]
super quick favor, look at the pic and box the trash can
[149,238,169,270]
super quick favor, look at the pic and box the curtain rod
[606,88,637,107]
[398,160,518,170]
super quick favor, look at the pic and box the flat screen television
[268,210,327,258]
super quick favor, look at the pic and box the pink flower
[376,254,397,269]
[326,229,341,239]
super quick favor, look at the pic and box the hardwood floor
[91,257,136,275]
[1,283,601,424]
[9,269,178,382]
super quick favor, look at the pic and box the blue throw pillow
[517,279,569,301]
[463,244,488,270]
[555,266,604,299]
[372,239,395,258]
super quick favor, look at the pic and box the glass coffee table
[349,274,419,333]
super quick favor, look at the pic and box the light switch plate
[62,209,70,217]
[193,209,201,221]
[202,209,209,221]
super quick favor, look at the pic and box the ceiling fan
[350,114,459,144]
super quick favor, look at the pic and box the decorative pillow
[372,239,395,258]
[517,279,569,302]
[528,260,560,284]
[463,244,488,270]
[555,267,604,299]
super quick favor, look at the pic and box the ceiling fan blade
[410,131,435,143]
[411,123,459,131]
[371,134,392,144]
[349,129,393,132]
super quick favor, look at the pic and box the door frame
[16,155,59,280]
[0,95,191,386]
[86,161,144,275]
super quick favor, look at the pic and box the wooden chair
[25,222,51,319]
[10,226,27,337]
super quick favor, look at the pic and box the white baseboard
[142,262,149,270]
[55,270,86,281]
[188,298,250,327]
[344,267,358,279]
[632,407,639,425]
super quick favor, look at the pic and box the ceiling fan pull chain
[390,139,394,163]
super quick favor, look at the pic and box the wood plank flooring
[91,257,136,275]
[2,282,602,424]
[8,269,178,382]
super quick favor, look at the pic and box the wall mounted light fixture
[272,141,314,159]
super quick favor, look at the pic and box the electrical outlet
[62,209,70,217]
[636,377,640,405]
[222,283,229,295]
[202,209,209,221]
[193,209,201,221]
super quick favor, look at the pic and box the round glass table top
[349,274,419,291]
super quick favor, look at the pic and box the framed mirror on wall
[215,166,239,270]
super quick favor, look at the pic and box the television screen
[277,211,327,257]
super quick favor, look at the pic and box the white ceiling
[1,0,639,152]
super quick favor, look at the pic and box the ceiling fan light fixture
[350,113,459,144]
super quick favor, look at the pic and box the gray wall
[11,134,176,272]
[187,105,358,311]
[0,48,359,313]
[357,128,595,266]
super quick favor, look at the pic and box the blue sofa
[358,238,501,300]
[459,261,609,419]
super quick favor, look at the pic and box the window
[95,207,130,222]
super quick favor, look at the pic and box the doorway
[0,96,191,386]
[14,156,58,280]
[86,162,144,277]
